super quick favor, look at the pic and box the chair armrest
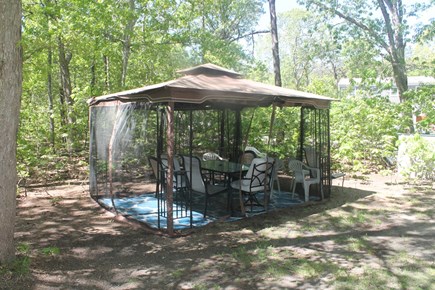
[174,170,186,176]
[302,164,320,178]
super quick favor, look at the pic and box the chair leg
[204,194,208,218]
[275,178,281,194]
[291,180,297,199]
[303,183,310,202]
[320,182,324,200]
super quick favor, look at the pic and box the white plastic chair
[270,158,282,195]
[202,152,224,161]
[288,159,322,202]
[304,146,319,168]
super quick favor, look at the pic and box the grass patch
[231,240,272,268]
[346,236,372,253]
[17,243,31,255]
[0,255,31,277]
[0,244,32,288]
[265,257,342,280]
[193,283,220,290]
[328,210,370,231]
[171,269,185,279]
[335,267,395,289]
[387,251,435,289]
[299,222,318,233]
[40,246,60,256]
[333,252,435,289]
[0,243,32,277]
[50,196,63,206]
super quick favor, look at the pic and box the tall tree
[268,0,281,87]
[298,0,427,102]
[0,0,22,263]
[121,0,139,88]
[187,0,265,68]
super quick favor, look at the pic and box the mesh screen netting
[89,102,331,231]
[89,102,244,230]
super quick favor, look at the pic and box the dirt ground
[3,174,434,289]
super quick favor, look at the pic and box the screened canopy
[87,63,334,234]
[89,63,334,109]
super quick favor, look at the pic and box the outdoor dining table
[201,159,250,186]
[201,160,249,211]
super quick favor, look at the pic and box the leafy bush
[398,134,435,181]
[330,93,407,174]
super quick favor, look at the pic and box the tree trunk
[0,0,22,264]
[378,0,408,101]
[58,36,75,152]
[103,55,110,91]
[90,58,96,96]
[47,43,55,152]
[121,0,137,88]
[269,0,282,87]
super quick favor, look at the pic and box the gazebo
[88,63,335,235]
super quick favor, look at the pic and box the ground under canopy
[97,187,306,230]
[10,174,434,289]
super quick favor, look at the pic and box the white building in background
[338,76,435,103]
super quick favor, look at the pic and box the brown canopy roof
[88,63,335,109]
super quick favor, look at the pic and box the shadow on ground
[5,176,433,289]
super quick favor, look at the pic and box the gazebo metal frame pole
[299,107,305,161]
[220,110,225,157]
[108,102,121,215]
[157,107,164,229]
[155,108,162,229]
[165,102,175,236]
[189,110,193,226]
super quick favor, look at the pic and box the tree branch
[230,30,270,43]
[308,0,390,53]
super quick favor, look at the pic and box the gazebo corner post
[299,107,305,161]
[108,102,121,214]
[326,109,332,198]
[166,102,175,236]
[189,110,194,226]
[234,109,242,161]
[234,108,246,216]
[219,109,225,157]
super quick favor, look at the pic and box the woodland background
[19,0,435,185]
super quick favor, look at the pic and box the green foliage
[18,0,433,184]
[242,107,301,159]
[40,246,61,256]
[20,0,264,182]
[0,243,32,283]
[0,256,31,277]
[407,42,435,76]
[404,85,435,134]
[16,243,31,255]
[330,93,407,173]
[398,134,435,181]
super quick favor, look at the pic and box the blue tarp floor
[98,190,310,230]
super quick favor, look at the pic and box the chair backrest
[173,155,182,171]
[271,157,282,180]
[245,157,274,192]
[159,155,187,188]
[148,156,159,179]
[202,152,223,161]
[240,150,257,165]
[182,156,206,193]
[304,146,319,168]
[161,154,183,171]
[245,146,266,157]
[288,159,306,181]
